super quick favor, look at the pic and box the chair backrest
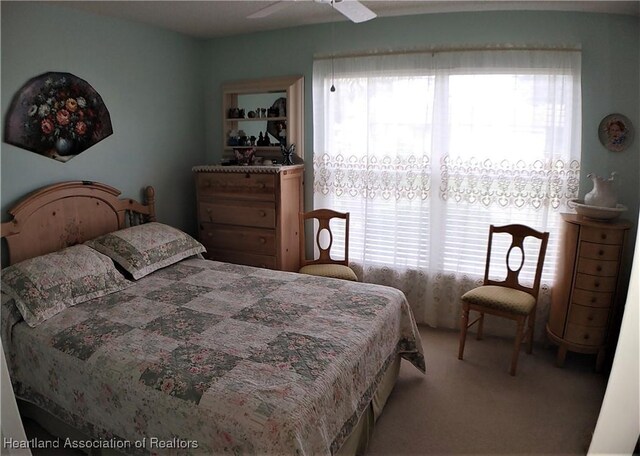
[484,224,549,299]
[299,209,350,267]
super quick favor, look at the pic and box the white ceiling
[56,1,640,39]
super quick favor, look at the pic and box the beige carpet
[367,326,608,455]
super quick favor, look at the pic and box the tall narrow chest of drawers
[193,165,304,272]
[547,213,631,371]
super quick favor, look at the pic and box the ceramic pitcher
[584,172,618,208]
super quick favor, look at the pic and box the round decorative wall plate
[598,113,634,152]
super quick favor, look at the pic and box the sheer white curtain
[312,49,581,338]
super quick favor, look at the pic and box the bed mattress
[2,258,425,455]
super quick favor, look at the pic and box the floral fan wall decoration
[4,72,113,162]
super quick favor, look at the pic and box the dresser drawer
[199,223,275,255]
[567,304,610,327]
[564,323,607,347]
[206,249,276,269]
[580,227,624,245]
[574,273,617,293]
[197,173,276,201]
[572,289,613,308]
[199,201,276,228]
[576,258,619,277]
[578,241,620,261]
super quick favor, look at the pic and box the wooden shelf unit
[222,75,304,162]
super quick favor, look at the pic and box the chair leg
[526,312,535,354]
[458,306,470,360]
[510,318,526,376]
[477,312,485,340]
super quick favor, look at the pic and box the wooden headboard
[1,181,155,266]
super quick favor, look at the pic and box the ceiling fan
[248,0,377,24]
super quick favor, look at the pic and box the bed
[1,180,425,455]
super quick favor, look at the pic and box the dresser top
[193,164,303,174]
[562,212,632,229]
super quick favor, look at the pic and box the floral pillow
[85,222,206,280]
[0,245,132,328]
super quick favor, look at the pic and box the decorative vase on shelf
[584,172,618,208]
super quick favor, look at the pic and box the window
[313,49,581,331]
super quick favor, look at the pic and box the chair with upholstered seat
[457,224,549,375]
[298,209,358,281]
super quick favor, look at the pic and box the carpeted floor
[366,326,608,455]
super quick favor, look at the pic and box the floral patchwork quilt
[2,259,425,455]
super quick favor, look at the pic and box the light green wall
[2,5,639,258]
[1,2,206,234]
[203,11,640,239]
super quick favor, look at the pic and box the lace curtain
[312,49,581,339]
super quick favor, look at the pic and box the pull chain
[330,1,336,92]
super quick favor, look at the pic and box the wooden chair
[298,209,358,281]
[457,224,549,375]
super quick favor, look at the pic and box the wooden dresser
[547,213,631,371]
[193,165,303,272]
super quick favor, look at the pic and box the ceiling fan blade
[247,1,290,19]
[333,0,376,23]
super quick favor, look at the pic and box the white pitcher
[584,172,618,208]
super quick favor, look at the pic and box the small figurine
[257,132,267,147]
[227,129,238,146]
[238,129,248,146]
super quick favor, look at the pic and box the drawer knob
[259,183,266,189]
[587,315,594,321]
[259,210,266,217]
[598,250,604,256]
[601,233,607,240]
[583,334,590,340]
[591,297,597,303]
[259,237,266,244]
[594,282,600,288]
[596,265,602,272]
[207,232,213,237]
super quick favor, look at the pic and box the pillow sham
[85,222,206,280]
[0,245,132,328]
